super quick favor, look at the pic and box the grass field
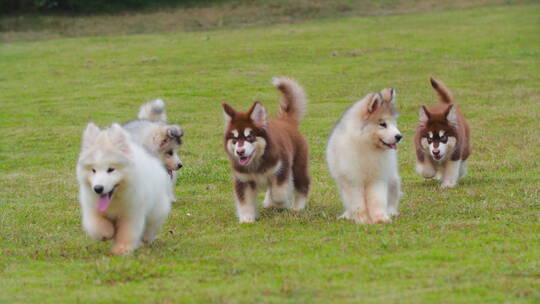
[1,3,539,303]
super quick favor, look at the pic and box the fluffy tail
[430,77,454,104]
[137,98,167,122]
[273,77,308,124]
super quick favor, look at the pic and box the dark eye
[231,139,237,144]
[247,135,255,142]
[91,169,96,173]
[166,150,174,156]
[441,135,448,143]
[426,137,432,144]
[379,122,387,128]
[107,168,115,173]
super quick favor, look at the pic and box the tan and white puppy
[414,78,471,188]
[222,77,310,223]
[327,88,402,224]
[77,123,173,255]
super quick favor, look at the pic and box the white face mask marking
[227,128,259,166]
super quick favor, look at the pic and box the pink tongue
[239,157,249,165]
[390,144,397,150]
[97,195,110,212]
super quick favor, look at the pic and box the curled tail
[430,77,454,104]
[273,77,308,124]
[137,98,167,122]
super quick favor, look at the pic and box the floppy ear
[248,101,268,127]
[82,123,100,151]
[380,88,396,105]
[366,93,382,114]
[109,123,131,155]
[445,105,458,125]
[419,106,431,123]
[222,103,236,125]
[167,125,183,139]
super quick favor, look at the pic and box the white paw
[238,214,256,223]
[291,196,307,211]
[142,233,157,244]
[111,243,135,256]
[370,213,392,224]
[338,211,351,220]
[440,181,457,189]
[351,210,371,225]
[388,208,400,217]
[262,198,273,209]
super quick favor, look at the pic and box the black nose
[395,134,402,142]
[433,150,440,155]
[93,185,104,194]
[177,163,183,170]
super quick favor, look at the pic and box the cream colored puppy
[327,88,402,224]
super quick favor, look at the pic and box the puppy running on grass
[414,78,471,188]
[77,123,173,255]
[222,77,310,223]
[327,88,402,224]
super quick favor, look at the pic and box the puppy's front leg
[366,181,391,224]
[111,216,145,255]
[338,183,369,224]
[441,160,461,188]
[387,178,401,217]
[416,158,436,179]
[82,207,114,241]
[234,179,258,223]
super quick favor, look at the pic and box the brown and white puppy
[222,77,310,223]
[415,78,471,188]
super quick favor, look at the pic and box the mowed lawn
[1,4,539,303]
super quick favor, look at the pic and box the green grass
[1,3,539,303]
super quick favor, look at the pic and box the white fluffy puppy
[77,123,173,255]
[326,88,402,224]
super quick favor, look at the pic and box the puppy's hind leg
[387,178,401,217]
[143,195,171,244]
[459,160,468,179]
[265,169,293,209]
[291,156,310,211]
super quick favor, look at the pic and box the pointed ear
[366,93,382,114]
[380,88,396,105]
[82,123,100,150]
[109,123,131,155]
[445,105,458,125]
[222,103,236,125]
[249,102,267,127]
[419,106,431,122]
